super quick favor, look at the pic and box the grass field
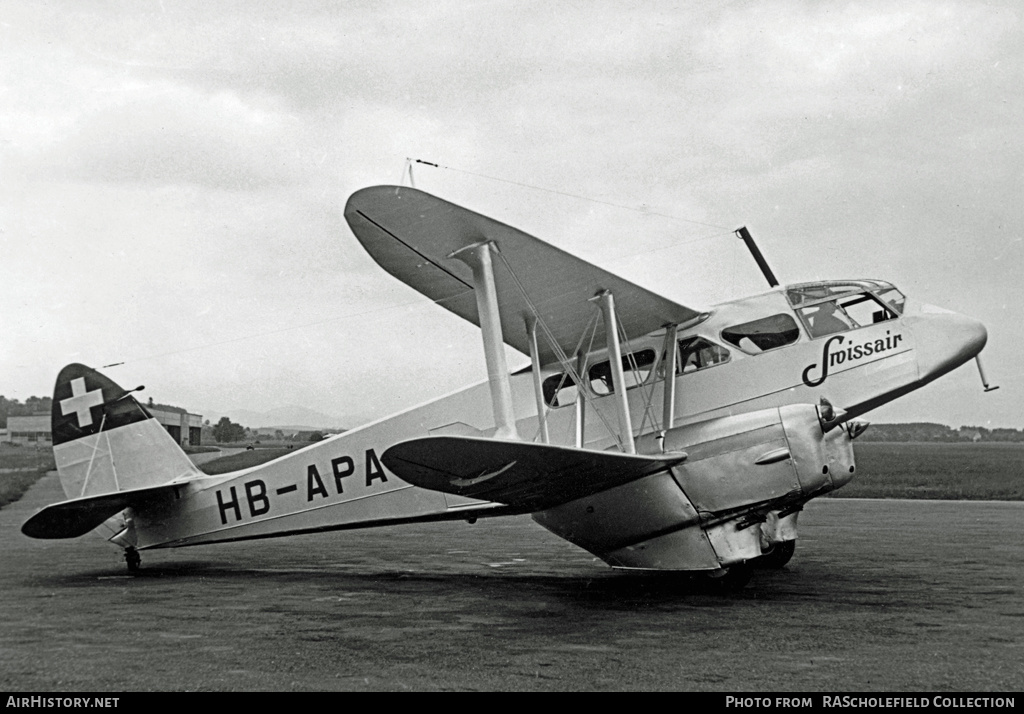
[182,445,220,455]
[197,447,298,475]
[835,442,1024,500]
[0,445,56,509]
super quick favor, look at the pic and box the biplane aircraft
[23,186,992,586]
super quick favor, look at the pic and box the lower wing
[381,436,687,511]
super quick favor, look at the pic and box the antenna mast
[735,226,779,288]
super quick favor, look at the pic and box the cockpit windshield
[873,285,906,315]
[786,280,905,339]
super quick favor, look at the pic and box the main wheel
[124,547,141,573]
[753,539,796,569]
[703,563,753,592]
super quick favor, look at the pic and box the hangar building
[145,400,203,447]
[5,400,202,447]
[5,415,51,447]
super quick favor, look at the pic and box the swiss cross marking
[60,377,104,428]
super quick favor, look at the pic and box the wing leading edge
[344,186,705,365]
[382,435,687,511]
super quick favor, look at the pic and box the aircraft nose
[910,308,988,383]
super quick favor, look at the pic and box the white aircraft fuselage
[101,279,985,569]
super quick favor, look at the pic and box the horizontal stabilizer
[382,436,686,511]
[21,483,183,540]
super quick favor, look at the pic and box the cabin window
[797,293,898,339]
[587,349,657,395]
[722,314,800,353]
[542,373,579,408]
[663,337,730,374]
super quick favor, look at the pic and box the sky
[1,0,1021,429]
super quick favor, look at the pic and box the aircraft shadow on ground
[40,558,804,606]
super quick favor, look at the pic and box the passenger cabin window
[796,293,898,339]
[722,314,800,354]
[588,349,657,395]
[671,337,730,374]
[542,373,578,408]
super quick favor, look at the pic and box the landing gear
[753,539,796,569]
[124,547,141,573]
[703,563,753,592]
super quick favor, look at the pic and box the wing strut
[526,317,550,444]
[591,290,636,454]
[575,353,587,448]
[660,323,679,450]
[449,241,519,440]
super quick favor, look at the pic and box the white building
[144,399,203,447]
[6,415,50,447]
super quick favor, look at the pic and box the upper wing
[344,186,705,365]
[382,435,686,511]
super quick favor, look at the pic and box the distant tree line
[0,396,53,428]
[201,417,335,444]
[210,417,247,443]
[859,423,1024,442]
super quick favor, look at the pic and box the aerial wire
[411,158,731,230]
[104,159,729,376]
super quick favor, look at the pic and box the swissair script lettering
[802,331,904,387]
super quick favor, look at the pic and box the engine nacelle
[532,404,857,571]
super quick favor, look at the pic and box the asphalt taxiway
[1,472,1021,691]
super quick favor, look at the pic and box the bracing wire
[492,248,627,451]
[617,312,660,438]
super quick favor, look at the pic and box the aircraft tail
[25,364,204,540]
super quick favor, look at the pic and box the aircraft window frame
[796,291,898,339]
[587,348,658,396]
[874,287,906,316]
[542,372,579,409]
[660,336,731,376]
[721,314,801,354]
[786,281,905,316]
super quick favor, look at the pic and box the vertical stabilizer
[51,364,202,501]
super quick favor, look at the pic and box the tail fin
[51,364,201,501]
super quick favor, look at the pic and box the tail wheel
[753,540,796,569]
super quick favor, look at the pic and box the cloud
[26,85,318,189]
[1,1,1020,426]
